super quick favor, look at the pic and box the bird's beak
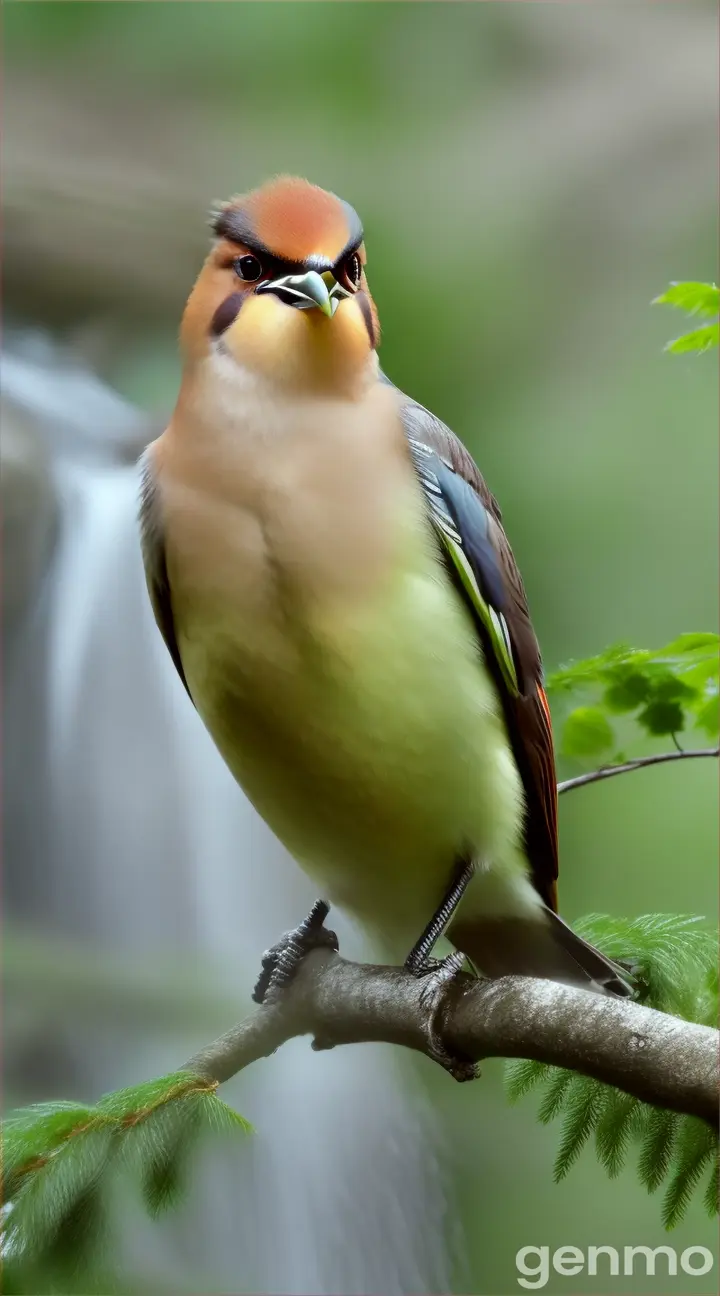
[256,269,348,318]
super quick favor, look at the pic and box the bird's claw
[252,899,339,1005]
[415,951,479,1083]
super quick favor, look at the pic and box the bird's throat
[216,294,377,397]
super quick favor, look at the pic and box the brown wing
[138,447,192,701]
[399,396,559,911]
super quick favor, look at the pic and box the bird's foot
[252,900,339,1005]
[410,950,479,1083]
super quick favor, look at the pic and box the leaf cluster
[547,633,719,763]
[1,1070,249,1272]
[653,281,719,355]
[506,914,718,1228]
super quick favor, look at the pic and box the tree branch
[557,745,719,795]
[183,949,719,1127]
[180,748,720,1128]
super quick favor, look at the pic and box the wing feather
[399,395,559,910]
[138,448,192,700]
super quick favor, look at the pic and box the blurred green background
[3,3,717,1295]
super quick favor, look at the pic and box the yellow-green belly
[178,544,527,947]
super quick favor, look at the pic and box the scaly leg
[404,858,474,976]
[404,858,478,1082]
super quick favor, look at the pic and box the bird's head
[181,176,379,395]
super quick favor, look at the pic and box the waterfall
[2,331,457,1294]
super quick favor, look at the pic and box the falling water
[2,331,457,1294]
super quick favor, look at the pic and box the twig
[183,950,719,1127]
[557,746,719,795]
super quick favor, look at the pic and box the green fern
[594,1090,639,1179]
[0,1070,250,1267]
[662,1118,717,1229]
[552,1081,604,1181]
[638,1108,680,1193]
[504,1058,546,1103]
[537,1070,576,1125]
[506,914,718,1228]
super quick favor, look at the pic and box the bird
[139,175,630,1037]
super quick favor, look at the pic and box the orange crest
[216,176,360,264]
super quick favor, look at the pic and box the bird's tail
[450,907,633,997]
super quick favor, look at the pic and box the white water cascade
[2,332,457,1294]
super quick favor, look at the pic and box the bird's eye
[337,253,362,292]
[234,254,264,282]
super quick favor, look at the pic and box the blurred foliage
[506,914,718,1229]
[548,633,719,764]
[654,281,719,355]
[2,926,242,1035]
[1,1073,249,1277]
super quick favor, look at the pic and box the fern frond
[662,1118,717,1229]
[703,1159,718,1217]
[637,1108,680,1193]
[505,1059,550,1103]
[3,1127,114,1264]
[574,913,715,1018]
[594,1089,639,1178]
[506,911,718,1227]
[553,1080,604,1181]
[537,1070,576,1125]
[0,1069,250,1266]
[2,1103,96,1202]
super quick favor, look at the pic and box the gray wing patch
[138,451,192,700]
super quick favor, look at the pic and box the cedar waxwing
[140,176,630,1029]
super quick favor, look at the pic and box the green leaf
[683,660,720,693]
[637,699,685,737]
[603,669,651,713]
[695,693,719,738]
[652,282,719,318]
[659,633,720,656]
[650,674,698,704]
[561,707,614,759]
[666,323,719,355]
[549,636,716,749]
[548,643,643,693]
[636,674,700,737]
